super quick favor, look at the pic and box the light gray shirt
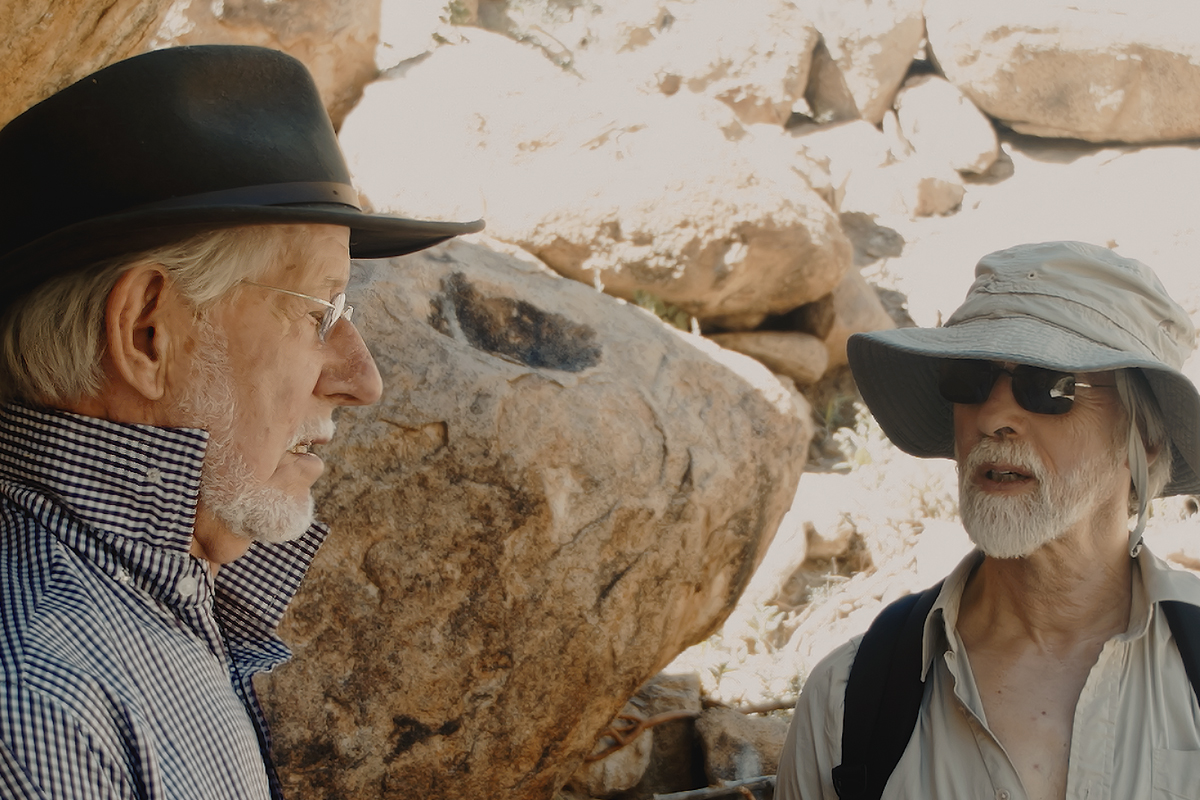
[776,548,1200,800]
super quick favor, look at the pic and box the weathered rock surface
[569,699,654,798]
[894,74,1000,175]
[822,267,896,370]
[694,707,790,784]
[471,0,819,126]
[472,0,671,72]
[377,0,471,70]
[1,0,378,131]
[926,0,1200,144]
[611,673,708,799]
[258,237,812,800]
[340,30,853,322]
[791,120,896,212]
[617,0,820,126]
[0,0,171,126]
[793,120,965,219]
[153,0,380,127]
[808,0,926,125]
[709,332,829,387]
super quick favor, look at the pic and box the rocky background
[6,2,1200,799]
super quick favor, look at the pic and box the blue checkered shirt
[0,404,327,798]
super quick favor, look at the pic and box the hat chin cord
[1116,371,1149,558]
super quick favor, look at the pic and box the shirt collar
[921,549,983,680]
[0,403,328,652]
[0,403,208,553]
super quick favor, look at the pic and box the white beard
[957,437,1121,559]
[174,317,318,545]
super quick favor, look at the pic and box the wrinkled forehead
[260,224,351,289]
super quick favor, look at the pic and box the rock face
[612,0,821,127]
[0,0,171,126]
[339,30,854,323]
[793,119,965,220]
[708,332,829,387]
[2,0,378,130]
[472,0,819,127]
[894,74,999,175]
[808,0,927,125]
[258,237,812,800]
[926,0,1200,144]
[153,0,381,127]
[821,267,896,370]
[694,707,789,784]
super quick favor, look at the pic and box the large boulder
[339,30,853,323]
[154,0,381,127]
[925,0,1200,144]
[258,237,812,800]
[894,74,1000,176]
[0,0,171,126]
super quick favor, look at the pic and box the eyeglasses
[937,359,1111,415]
[241,280,353,343]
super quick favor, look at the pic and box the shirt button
[997,790,1011,800]
[115,568,131,585]
[177,575,199,598]
[145,467,162,485]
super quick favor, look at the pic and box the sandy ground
[668,131,1200,710]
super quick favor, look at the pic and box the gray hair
[0,225,291,407]
[1118,368,1172,511]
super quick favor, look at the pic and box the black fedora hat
[0,44,484,302]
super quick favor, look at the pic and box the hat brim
[847,317,1200,496]
[0,202,485,300]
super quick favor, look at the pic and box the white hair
[1118,368,1172,508]
[0,225,291,407]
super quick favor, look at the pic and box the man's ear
[105,262,182,402]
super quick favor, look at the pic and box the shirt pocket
[1152,748,1200,799]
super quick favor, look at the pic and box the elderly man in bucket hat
[777,241,1200,800]
[0,46,481,798]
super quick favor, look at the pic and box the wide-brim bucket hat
[847,241,1200,497]
[0,44,484,307]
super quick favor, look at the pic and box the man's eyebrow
[319,275,349,294]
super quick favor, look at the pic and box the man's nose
[975,373,1024,438]
[319,318,383,406]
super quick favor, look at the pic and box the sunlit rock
[259,237,812,800]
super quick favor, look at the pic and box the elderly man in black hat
[777,242,1200,800]
[0,46,481,798]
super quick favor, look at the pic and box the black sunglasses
[937,360,1109,415]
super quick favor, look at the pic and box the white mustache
[961,437,1046,482]
[288,419,336,450]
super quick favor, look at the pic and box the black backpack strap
[832,581,944,800]
[1161,600,1200,702]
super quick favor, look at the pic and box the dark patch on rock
[387,715,462,762]
[430,272,602,372]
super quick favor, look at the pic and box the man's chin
[214,488,316,546]
[960,491,1069,559]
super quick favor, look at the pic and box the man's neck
[959,503,1135,646]
[963,545,1133,644]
